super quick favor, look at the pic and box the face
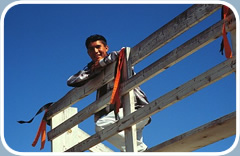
[87,40,109,62]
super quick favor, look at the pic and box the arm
[67,49,122,87]
[67,66,92,87]
[89,50,120,72]
[98,50,119,67]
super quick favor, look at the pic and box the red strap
[32,111,47,150]
[110,48,126,116]
[222,6,232,59]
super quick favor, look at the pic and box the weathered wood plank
[45,4,221,121]
[130,4,221,65]
[48,91,112,141]
[65,57,236,152]
[76,129,113,152]
[121,14,236,96]
[230,29,236,56]
[51,107,78,152]
[45,61,117,120]
[47,15,236,141]
[122,47,138,152]
[146,112,236,152]
[51,107,113,152]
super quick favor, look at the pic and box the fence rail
[45,4,222,121]
[146,112,236,152]
[46,4,236,152]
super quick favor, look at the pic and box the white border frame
[0,1,239,156]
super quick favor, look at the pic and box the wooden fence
[45,4,236,152]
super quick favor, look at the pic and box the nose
[94,48,100,54]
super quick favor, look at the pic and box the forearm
[99,50,119,67]
[67,70,90,87]
[67,48,123,87]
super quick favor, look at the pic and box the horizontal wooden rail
[45,61,116,120]
[146,112,236,152]
[51,107,113,152]
[47,14,236,141]
[65,57,236,152]
[48,92,112,141]
[45,4,221,120]
[130,4,221,65]
[121,14,236,96]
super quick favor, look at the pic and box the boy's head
[85,34,109,62]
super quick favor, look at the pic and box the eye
[96,45,101,49]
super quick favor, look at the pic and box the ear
[105,45,109,52]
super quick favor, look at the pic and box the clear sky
[2,2,237,154]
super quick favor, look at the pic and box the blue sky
[2,2,237,154]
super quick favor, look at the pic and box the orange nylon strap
[222,6,232,59]
[32,111,47,150]
[110,48,126,119]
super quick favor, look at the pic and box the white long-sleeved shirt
[67,49,150,122]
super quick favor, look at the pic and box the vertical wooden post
[51,107,113,152]
[122,47,138,152]
[51,107,80,152]
[230,29,236,56]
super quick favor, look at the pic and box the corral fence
[45,4,236,152]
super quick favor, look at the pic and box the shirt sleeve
[67,49,123,87]
[98,50,120,67]
[67,66,91,87]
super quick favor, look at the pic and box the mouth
[96,55,103,60]
[93,55,103,61]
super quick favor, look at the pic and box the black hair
[85,34,107,49]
